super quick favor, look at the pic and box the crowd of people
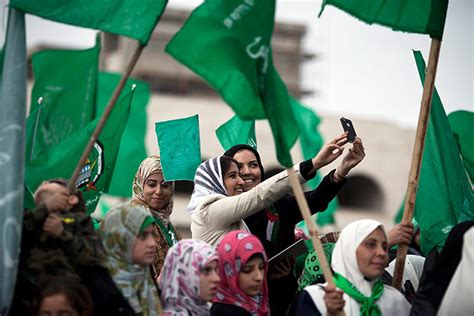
[9,132,473,315]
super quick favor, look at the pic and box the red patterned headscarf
[213,230,269,316]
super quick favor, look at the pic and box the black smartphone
[340,117,357,143]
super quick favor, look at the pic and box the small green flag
[216,115,257,151]
[411,50,474,255]
[155,115,201,181]
[290,97,338,227]
[166,0,299,167]
[10,0,168,44]
[96,73,150,197]
[25,87,133,214]
[26,37,100,161]
[319,0,448,39]
[448,110,474,184]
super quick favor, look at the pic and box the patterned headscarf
[99,203,161,316]
[187,156,227,214]
[297,242,336,291]
[213,230,270,316]
[160,239,218,315]
[132,155,174,226]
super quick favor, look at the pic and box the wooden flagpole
[287,168,345,315]
[66,43,145,191]
[392,38,442,290]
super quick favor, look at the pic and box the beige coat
[191,166,305,246]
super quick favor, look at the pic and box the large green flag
[319,0,448,39]
[216,115,257,151]
[155,115,201,181]
[166,0,299,167]
[25,87,133,214]
[448,110,474,184]
[411,51,474,255]
[290,97,339,226]
[96,72,150,197]
[26,38,100,161]
[10,0,168,44]
[0,8,27,312]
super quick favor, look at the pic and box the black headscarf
[224,144,265,181]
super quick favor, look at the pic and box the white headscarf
[187,156,227,214]
[386,254,425,292]
[305,219,410,315]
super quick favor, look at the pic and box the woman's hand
[387,222,414,247]
[323,284,345,315]
[311,133,348,171]
[336,137,365,178]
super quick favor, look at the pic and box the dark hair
[220,156,240,178]
[35,277,93,316]
[223,144,265,180]
[48,178,86,213]
[246,253,265,265]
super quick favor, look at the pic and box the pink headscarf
[213,230,269,316]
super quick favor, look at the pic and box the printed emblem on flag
[76,141,104,191]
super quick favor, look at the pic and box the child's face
[34,182,73,212]
[39,293,78,316]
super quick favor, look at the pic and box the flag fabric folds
[448,110,474,184]
[290,97,339,226]
[25,87,134,214]
[216,115,257,151]
[411,50,474,255]
[319,0,449,39]
[10,0,168,44]
[0,8,27,312]
[26,38,100,161]
[96,73,150,197]
[166,0,299,167]
[155,115,201,181]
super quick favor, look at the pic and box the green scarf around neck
[333,272,384,316]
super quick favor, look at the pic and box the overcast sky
[1,0,472,128]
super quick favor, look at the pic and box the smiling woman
[130,155,179,279]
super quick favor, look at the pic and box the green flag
[26,38,100,161]
[155,115,201,181]
[0,8,27,311]
[290,97,339,226]
[25,87,134,214]
[319,0,448,39]
[448,110,474,184]
[216,115,257,151]
[166,0,299,167]
[96,72,150,197]
[10,0,168,44]
[411,50,474,255]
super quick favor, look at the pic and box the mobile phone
[340,117,357,143]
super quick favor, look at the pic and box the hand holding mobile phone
[340,117,357,143]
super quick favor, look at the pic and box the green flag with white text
[319,0,448,39]
[155,115,201,181]
[216,115,257,151]
[411,51,474,255]
[96,73,150,197]
[25,87,133,214]
[290,97,339,226]
[10,0,168,44]
[26,38,100,161]
[166,0,299,167]
[448,110,474,184]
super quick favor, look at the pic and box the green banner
[319,0,448,39]
[216,115,257,151]
[448,110,474,184]
[10,0,168,44]
[166,0,299,167]
[96,73,150,197]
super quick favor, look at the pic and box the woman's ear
[68,194,79,206]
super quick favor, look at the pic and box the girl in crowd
[160,239,220,315]
[188,136,349,246]
[211,230,269,316]
[131,155,179,278]
[99,204,162,316]
[36,277,93,316]
[295,219,410,315]
[223,135,365,314]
